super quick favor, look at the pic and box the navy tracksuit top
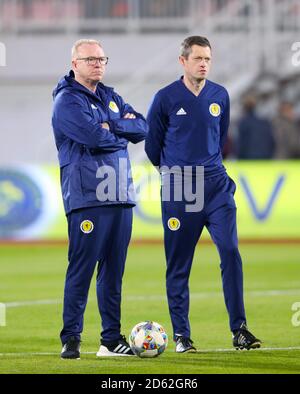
[145,77,230,176]
[52,71,148,214]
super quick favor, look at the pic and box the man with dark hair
[145,36,261,353]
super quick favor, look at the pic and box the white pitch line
[4,289,300,308]
[196,346,300,353]
[0,351,96,357]
[0,347,300,357]
[5,299,62,308]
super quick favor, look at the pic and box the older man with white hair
[52,39,147,359]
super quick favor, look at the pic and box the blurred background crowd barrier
[0,0,299,240]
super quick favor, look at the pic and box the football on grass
[129,321,168,358]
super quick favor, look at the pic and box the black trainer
[233,323,262,350]
[61,336,81,359]
[175,335,197,353]
[97,335,134,357]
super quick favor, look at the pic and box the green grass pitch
[0,243,300,374]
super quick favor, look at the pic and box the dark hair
[180,36,211,58]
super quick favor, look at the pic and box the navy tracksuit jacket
[145,78,246,338]
[52,71,147,343]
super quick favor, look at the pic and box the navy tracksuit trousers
[162,174,246,338]
[60,205,132,345]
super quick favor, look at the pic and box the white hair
[71,39,102,59]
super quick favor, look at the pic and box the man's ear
[72,59,77,72]
[179,56,185,67]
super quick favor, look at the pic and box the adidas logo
[176,108,187,115]
[113,344,132,354]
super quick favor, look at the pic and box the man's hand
[101,114,135,130]
[101,122,110,130]
[123,113,136,119]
